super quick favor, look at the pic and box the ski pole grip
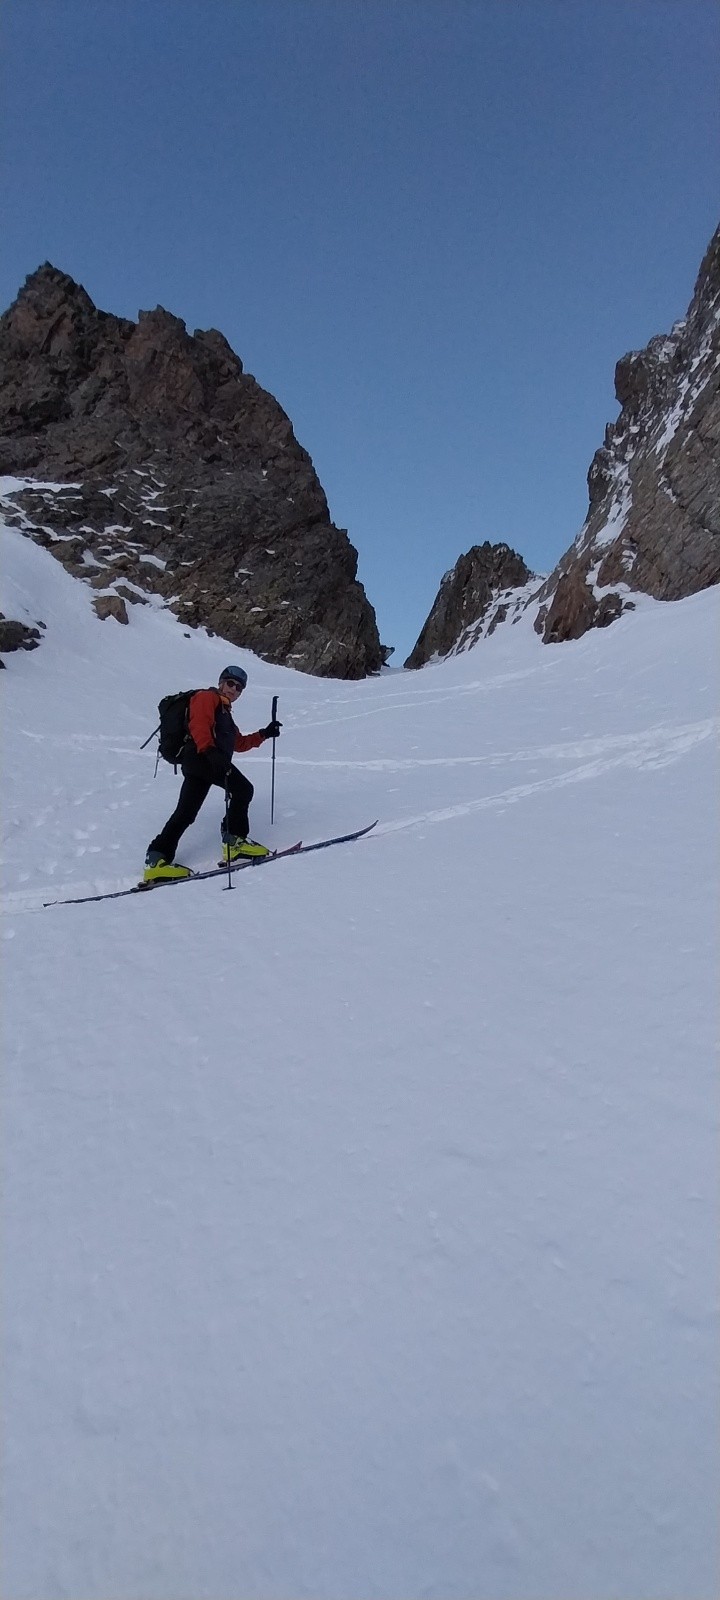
[271,694,278,723]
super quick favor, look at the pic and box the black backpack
[157,690,197,767]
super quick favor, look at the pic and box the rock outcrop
[0,265,386,677]
[404,542,534,668]
[0,612,43,663]
[406,223,719,667]
[535,222,720,642]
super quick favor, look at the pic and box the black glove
[259,719,282,741]
[204,747,232,781]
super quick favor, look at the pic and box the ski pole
[222,777,233,892]
[270,694,278,825]
[141,722,162,778]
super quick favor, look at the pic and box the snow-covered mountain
[404,541,535,668]
[534,221,720,644]
[410,222,720,665]
[2,515,718,1600]
[0,265,386,678]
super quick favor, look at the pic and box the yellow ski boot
[221,835,271,863]
[143,852,193,884]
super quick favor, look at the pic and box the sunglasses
[223,679,245,691]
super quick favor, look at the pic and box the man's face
[219,677,244,701]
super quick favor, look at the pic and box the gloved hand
[259,719,282,741]
[204,747,232,781]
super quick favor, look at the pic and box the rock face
[406,224,720,668]
[404,542,534,668]
[535,222,720,642]
[0,265,386,677]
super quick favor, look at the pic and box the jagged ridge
[535,222,720,642]
[407,223,720,666]
[0,264,386,678]
[404,542,534,668]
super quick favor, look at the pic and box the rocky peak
[535,222,720,643]
[0,265,386,678]
[404,541,534,668]
[406,224,720,669]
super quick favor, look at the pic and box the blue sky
[2,0,718,662]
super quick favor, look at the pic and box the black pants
[148,749,254,862]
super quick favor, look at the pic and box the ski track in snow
[283,717,717,769]
[3,716,715,913]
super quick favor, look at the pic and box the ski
[285,818,377,855]
[43,841,303,906]
[43,822,377,907]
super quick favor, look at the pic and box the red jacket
[188,688,264,760]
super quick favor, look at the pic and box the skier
[144,665,281,882]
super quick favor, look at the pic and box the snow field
[1,523,719,1599]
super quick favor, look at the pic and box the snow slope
[2,522,719,1600]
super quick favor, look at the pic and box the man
[144,665,281,882]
